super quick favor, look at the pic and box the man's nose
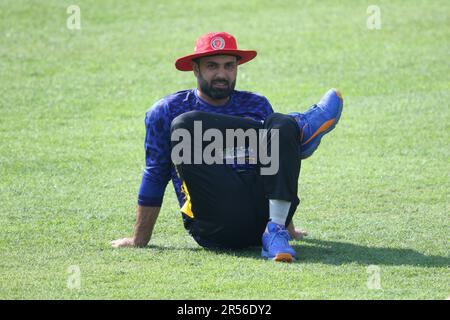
[215,67,227,79]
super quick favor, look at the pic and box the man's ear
[192,61,199,77]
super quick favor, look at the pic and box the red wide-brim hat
[175,32,257,71]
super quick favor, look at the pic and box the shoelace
[268,229,291,247]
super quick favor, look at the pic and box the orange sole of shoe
[274,253,294,263]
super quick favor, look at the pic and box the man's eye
[207,64,217,69]
[226,64,236,70]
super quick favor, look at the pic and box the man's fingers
[111,240,121,248]
[293,229,308,240]
[111,238,133,248]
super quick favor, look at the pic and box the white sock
[269,199,291,226]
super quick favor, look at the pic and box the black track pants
[170,111,301,249]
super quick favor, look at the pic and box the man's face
[193,55,238,100]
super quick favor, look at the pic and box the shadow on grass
[148,244,204,252]
[205,238,450,267]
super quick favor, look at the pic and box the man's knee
[170,110,206,133]
[265,113,300,140]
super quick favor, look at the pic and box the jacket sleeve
[137,100,172,207]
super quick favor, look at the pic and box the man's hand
[287,221,308,240]
[111,237,138,248]
[289,228,308,240]
[111,206,161,249]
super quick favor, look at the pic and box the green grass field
[0,0,449,299]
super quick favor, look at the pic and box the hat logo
[210,37,225,50]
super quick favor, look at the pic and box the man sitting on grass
[111,32,343,262]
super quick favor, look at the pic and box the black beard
[198,73,236,100]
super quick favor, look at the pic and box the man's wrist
[132,236,149,248]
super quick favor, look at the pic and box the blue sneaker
[289,89,343,159]
[261,222,296,262]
